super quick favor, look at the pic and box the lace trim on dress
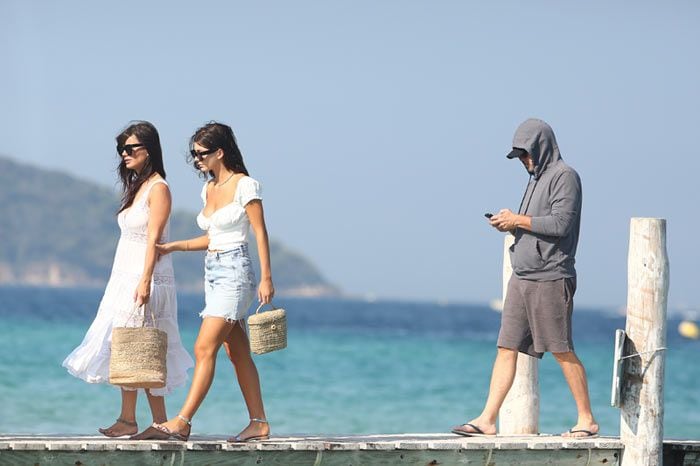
[120,231,167,244]
[152,275,175,285]
[111,269,175,285]
[121,231,148,243]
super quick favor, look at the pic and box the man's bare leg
[454,347,519,435]
[553,351,599,437]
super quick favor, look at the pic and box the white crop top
[196,176,262,250]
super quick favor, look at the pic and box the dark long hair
[187,121,249,178]
[116,121,166,213]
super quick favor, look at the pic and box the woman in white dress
[62,121,194,438]
[139,122,274,442]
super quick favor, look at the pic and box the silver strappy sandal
[227,418,270,443]
[138,414,192,441]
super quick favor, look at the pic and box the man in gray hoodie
[453,118,598,438]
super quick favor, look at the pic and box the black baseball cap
[506,148,527,159]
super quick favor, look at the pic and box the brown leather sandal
[98,417,138,438]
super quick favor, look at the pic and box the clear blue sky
[1,1,698,311]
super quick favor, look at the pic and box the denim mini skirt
[200,244,256,322]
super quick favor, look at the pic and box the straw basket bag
[248,303,287,355]
[109,304,168,389]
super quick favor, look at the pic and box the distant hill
[0,156,338,296]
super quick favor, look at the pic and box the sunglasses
[117,143,146,156]
[190,148,218,161]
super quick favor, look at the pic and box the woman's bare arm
[136,183,171,305]
[246,199,274,304]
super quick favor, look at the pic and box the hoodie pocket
[510,233,545,273]
[538,238,567,270]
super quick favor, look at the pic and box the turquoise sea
[0,286,698,439]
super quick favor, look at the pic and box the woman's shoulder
[238,175,261,188]
[145,176,170,205]
[150,175,169,187]
[147,175,169,193]
[237,175,262,205]
[237,175,262,194]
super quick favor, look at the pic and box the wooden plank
[5,433,700,466]
[289,441,325,451]
[46,442,82,451]
[0,448,622,466]
[13,432,697,466]
[682,452,700,466]
[0,434,628,449]
[8,442,46,450]
[152,441,186,451]
[491,448,618,465]
[0,450,319,466]
[665,441,700,451]
[663,441,700,466]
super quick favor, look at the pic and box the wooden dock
[1,433,698,465]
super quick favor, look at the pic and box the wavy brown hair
[116,121,166,213]
[187,121,249,178]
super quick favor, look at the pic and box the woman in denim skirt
[141,122,274,442]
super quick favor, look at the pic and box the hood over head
[507,118,561,179]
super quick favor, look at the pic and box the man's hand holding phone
[488,209,531,232]
[487,210,511,232]
[485,212,505,230]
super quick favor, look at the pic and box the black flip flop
[564,428,599,439]
[451,423,495,437]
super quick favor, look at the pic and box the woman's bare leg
[99,389,138,436]
[223,321,269,440]
[145,390,167,424]
[156,317,234,434]
[128,389,168,439]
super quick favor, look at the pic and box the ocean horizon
[1,286,697,440]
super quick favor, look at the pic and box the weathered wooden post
[620,218,669,466]
[498,234,540,434]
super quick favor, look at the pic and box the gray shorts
[497,275,576,359]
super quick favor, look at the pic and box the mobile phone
[484,213,494,219]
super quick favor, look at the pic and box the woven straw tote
[248,303,287,355]
[109,304,168,389]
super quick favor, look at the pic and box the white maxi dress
[63,179,194,396]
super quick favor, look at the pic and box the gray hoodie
[509,119,582,280]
